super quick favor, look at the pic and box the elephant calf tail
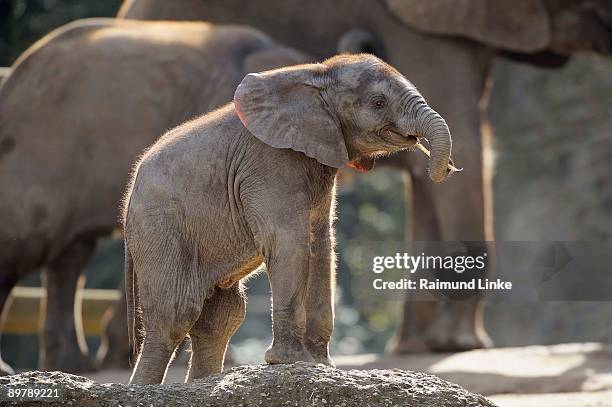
[124,246,142,368]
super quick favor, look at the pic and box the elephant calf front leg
[304,206,335,366]
[265,228,314,365]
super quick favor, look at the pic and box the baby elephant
[124,54,455,384]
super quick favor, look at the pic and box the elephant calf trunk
[420,108,453,183]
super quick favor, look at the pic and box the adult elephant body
[0,18,307,374]
[119,0,611,352]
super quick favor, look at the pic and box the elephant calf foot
[304,340,335,367]
[265,338,314,365]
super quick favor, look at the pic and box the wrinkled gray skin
[119,0,612,354]
[124,54,454,384]
[0,18,309,375]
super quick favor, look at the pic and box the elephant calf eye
[371,96,386,109]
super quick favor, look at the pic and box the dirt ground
[490,390,612,407]
[88,342,612,407]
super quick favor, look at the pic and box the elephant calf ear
[234,67,349,168]
[385,0,551,52]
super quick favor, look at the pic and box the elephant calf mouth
[347,155,376,172]
[347,133,461,174]
[385,128,419,145]
[414,142,463,173]
[387,127,462,174]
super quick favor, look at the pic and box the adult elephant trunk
[415,104,452,183]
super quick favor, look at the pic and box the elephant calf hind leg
[187,284,246,381]
[130,331,184,384]
[130,258,205,384]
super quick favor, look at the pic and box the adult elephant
[118,0,612,352]
[0,18,308,375]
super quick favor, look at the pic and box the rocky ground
[85,342,612,407]
[4,343,609,406]
[0,363,496,406]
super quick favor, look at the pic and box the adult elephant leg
[383,33,495,352]
[387,173,440,354]
[428,296,490,351]
[97,281,130,369]
[39,238,97,372]
[0,270,20,375]
[391,156,493,351]
[411,115,492,352]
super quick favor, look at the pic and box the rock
[0,362,496,406]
